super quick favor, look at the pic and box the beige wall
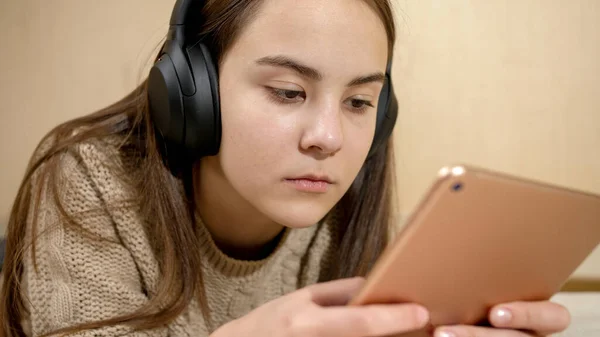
[0,0,174,224]
[0,1,598,277]
[392,1,600,278]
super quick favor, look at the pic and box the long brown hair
[0,0,398,336]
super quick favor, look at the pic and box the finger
[434,325,539,337]
[489,301,571,334]
[309,303,430,337]
[300,277,366,306]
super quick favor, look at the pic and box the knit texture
[21,137,338,337]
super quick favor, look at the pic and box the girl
[1,0,571,336]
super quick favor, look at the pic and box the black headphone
[148,0,398,167]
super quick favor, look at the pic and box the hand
[433,300,571,337]
[211,277,430,337]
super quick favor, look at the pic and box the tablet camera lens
[452,182,463,192]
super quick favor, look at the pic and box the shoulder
[32,129,137,203]
[20,132,165,336]
[25,129,143,243]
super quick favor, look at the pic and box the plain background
[1,0,599,278]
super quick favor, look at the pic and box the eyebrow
[255,55,386,87]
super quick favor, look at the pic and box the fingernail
[493,307,513,324]
[436,330,457,337]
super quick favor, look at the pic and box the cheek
[338,115,377,185]
[346,114,377,157]
[217,87,292,188]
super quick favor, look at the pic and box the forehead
[228,0,389,75]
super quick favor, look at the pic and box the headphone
[148,0,398,167]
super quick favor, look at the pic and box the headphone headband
[167,0,207,46]
[169,0,205,26]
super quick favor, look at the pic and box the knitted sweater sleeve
[21,142,167,337]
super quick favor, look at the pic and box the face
[200,0,389,228]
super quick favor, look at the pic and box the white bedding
[551,292,600,337]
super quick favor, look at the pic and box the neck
[194,158,285,260]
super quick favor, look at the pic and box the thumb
[302,277,366,307]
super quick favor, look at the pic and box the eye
[267,87,306,104]
[281,90,302,99]
[345,98,375,114]
[351,99,368,108]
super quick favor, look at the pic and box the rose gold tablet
[349,165,600,336]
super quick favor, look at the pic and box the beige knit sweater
[21,138,337,336]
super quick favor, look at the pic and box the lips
[289,174,333,184]
[284,174,334,193]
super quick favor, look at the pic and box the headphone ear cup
[182,42,222,159]
[148,54,186,147]
[368,75,398,158]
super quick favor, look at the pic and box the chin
[261,199,336,229]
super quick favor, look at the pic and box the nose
[299,101,344,157]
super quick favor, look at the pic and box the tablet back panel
[350,165,600,331]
